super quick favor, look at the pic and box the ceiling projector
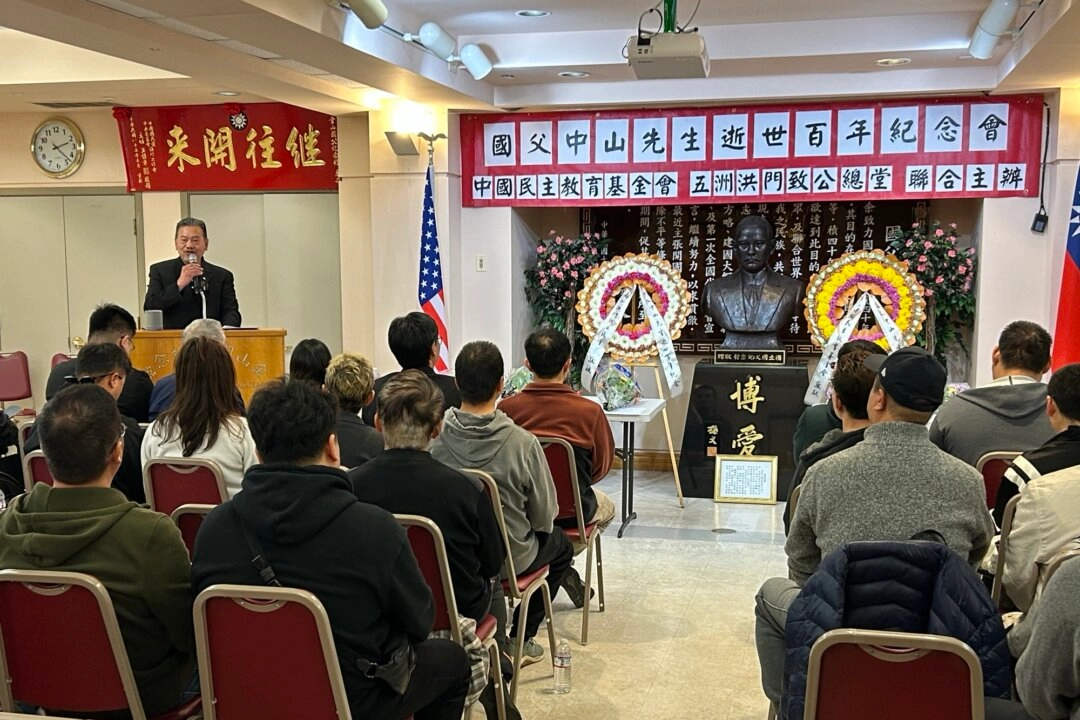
[628,31,709,79]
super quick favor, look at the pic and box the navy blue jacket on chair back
[781,540,1011,720]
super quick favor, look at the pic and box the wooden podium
[131,329,287,404]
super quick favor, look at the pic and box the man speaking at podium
[144,218,241,329]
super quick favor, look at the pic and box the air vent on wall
[34,101,118,108]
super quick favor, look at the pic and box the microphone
[187,253,206,293]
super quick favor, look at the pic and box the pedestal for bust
[678,360,809,500]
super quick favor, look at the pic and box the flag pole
[418,132,447,169]
[417,131,451,373]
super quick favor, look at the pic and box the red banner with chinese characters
[460,94,1043,207]
[113,102,338,192]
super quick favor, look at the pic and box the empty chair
[143,457,227,518]
[193,584,351,720]
[397,513,505,720]
[804,628,984,720]
[539,436,605,644]
[21,450,53,492]
[0,569,200,720]
[976,451,1021,510]
[169,504,215,559]
[461,467,556,702]
[0,352,31,408]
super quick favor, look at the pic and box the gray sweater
[430,408,557,571]
[787,420,994,585]
[929,377,1054,467]
[1012,557,1080,719]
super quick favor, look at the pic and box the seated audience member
[0,385,196,715]
[362,312,461,426]
[930,320,1055,467]
[792,339,884,460]
[192,379,469,720]
[430,341,572,663]
[1000,364,1080,612]
[142,337,257,497]
[28,343,146,503]
[45,303,153,422]
[0,414,23,503]
[289,338,332,386]
[148,319,244,421]
[784,342,886,534]
[1010,557,1080,719]
[325,352,384,468]
[755,346,994,707]
[350,370,517,719]
[994,362,1080,527]
[498,327,616,606]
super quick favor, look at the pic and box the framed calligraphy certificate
[713,454,778,504]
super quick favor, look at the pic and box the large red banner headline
[460,94,1043,207]
[113,102,338,192]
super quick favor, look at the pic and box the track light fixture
[339,0,388,30]
[967,0,1020,60]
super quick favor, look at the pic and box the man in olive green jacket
[0,385,195,715]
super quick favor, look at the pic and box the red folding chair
[0,352,31,408]
[0,569,201,720]
[169,504,215,559]
[976,451,1021,510]
[461,468,556,702]
[396,514,506,720]
[991,494,1021,610]
[21,450,53,492]
[539,436,605,644]
[15,419,34,467]
[804,628,984,720]
[194,584,351,720]
[143,458,227,518]
[50,353,75,369]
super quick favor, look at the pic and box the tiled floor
[503,469,788,720]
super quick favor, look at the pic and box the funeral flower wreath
[804,249,927,349]
[576,253,691,362]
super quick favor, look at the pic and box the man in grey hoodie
[930,320,1055,467]
[430,341,573,662]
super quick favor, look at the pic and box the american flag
[1053,165,1080,369]
[419,164,450,372]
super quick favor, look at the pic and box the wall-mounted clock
[31,118,86,179]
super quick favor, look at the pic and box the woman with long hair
[289,338,332,386]
[142,336,257,496]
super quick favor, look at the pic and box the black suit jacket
[336,410,384,469]
[144,257,241,329]
[45,358,154,423]
[361,367,461,426]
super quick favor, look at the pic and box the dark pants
[353,639,470,720]
[511,528,573,640]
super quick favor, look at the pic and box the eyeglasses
[64,372,126,386]
[121,336,135,352]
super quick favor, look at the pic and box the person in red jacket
[499,328,616,608]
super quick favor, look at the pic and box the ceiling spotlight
[341,0,388,29]
[215,90,241,96]
[968,0,1020,59]
[558,70,590,78]
[418,21,457,60]
[459,44,494,79]
[875,57,911,67]
[516,9,550,17]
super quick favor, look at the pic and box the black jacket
[144,257,241,329]
[362,367,461,427]
[349,449,505,621]
[336,410,384,469]
[191,464,434,712]
[46,358,154,424]
[25,415,146,503]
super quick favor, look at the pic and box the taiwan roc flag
[1053,166,1080,369]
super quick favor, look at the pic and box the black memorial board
[582,200,919,356]
[679,361,809,500]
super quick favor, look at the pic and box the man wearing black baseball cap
[753,345,994,709]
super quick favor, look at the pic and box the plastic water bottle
[553,639,571,694]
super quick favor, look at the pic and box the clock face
[31,119,85,178]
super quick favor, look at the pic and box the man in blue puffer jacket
[782,541,1012,720]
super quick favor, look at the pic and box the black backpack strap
[232,504,282,587]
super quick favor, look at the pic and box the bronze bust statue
[702,215,804,350]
